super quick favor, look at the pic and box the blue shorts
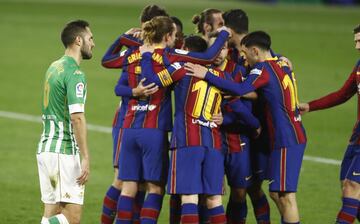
[340,144,360,183]
[118,128,169,182]
[167,146,225,195]
[250,134,271,181]
[112,127,123,168]
[224,136,252,188]
[269,144,305,192]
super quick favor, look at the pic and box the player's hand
[77,157,90,185]
[184,62,207,79]
[216,26,232,38]
[298,103,310,115]
[212,112,224,126]
[253,126,262,139]
[279,56,293,71]
[132,78,159,97]
[140,44,154,54]
[125,27,141,36]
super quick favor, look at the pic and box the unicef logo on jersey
[131,104,157,111]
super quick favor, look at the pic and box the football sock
[101,185,121,224]
[181,203,199,224]
[226,199,246,224]
[169,194,181,224]
[208,205,226,224]
[133,190,146,224]
[116,195,135,224]
[140,193,164,224]
[252,194,270,223]
[336,197,358,224]
[47,214,69,224]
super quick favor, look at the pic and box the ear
[75,36,82,46]
[204,23,212,33]
[252,47,259,56]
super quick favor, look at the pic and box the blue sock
[116,195,134,224]
[208,205,226,224]
[336,197,358,224]
[181,203,199,224]
[101,186,120,224]
[140,193,164,224]
[133,191,146,224]
[252,194,270,223]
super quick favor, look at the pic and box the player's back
[39,56,85,155]
[171,67,223,150]
[256,59,306,148]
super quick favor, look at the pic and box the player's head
[192,8,224,37]
[240,31,271,66]
[61,20,95,60]
[142,16,176,47]
[183,35,208,52]
[354,24,360,51]
[171,16,185,49]
[209,34,228,67]
[140,4,169,24]
[222,9,248,46]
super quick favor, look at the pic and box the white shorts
[36,152,85,205]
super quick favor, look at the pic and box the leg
[206,195,226,224]
[247,180,271,223]
[181,195,200,224]
[278,192,299,223]
[140,181,165,224]
[101,168,122,224]
[227,188,247,224]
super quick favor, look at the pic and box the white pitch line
[0,110,342,166]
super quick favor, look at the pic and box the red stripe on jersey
[170,150,177,194]
[212,128,222,150]
[280,147,287,192]
[185,78,201,146]
[112,108,120,127]
[114,128,123,167]
[252,68,270,89]
[225,133,242,153]
[123,60,140,128]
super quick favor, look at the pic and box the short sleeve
[67,70,87,114]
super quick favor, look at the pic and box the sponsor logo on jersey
[250,68,262,75]
[131,104,157,111]
[76,83,84,98]
[191,119,217,128]
[171,62,182,70]
[294,114,302,122]
[174,49,189,55]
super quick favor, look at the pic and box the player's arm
[227,99,260,130]
[140,52,186,87]
[185,63,265,96]
[169,29,230,65]
[102,31,142,68]
[67,72,89,185]
[114,70,158,98]
[300,67,357,114]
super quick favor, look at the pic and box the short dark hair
[171,16,183,32]
[222,9,248,35]
[140,4,169,23]
[61,20,89,48]
[354,24,360,34]
[184,35,208,52]
[241,31,271,51]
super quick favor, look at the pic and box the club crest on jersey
[76,82,84,98]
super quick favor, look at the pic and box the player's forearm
[71,113,90,159]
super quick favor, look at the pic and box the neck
[65,47,81,65]
[258,51,273,62]
[232,33,246,51]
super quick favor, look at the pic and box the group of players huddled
[99,4,360,224]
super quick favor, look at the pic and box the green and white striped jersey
[38,55,87,155]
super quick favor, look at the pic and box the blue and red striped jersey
[204,58,307,148]
[309,60,360,145]
[140,53,226,150]
[118,31,229,131]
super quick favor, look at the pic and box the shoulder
[249,63,265,76]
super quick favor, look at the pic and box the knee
[67,216,81,224]
[147,182,165,195]
[230,188,247,202]
[342,180,360,198]
[181,195,198,204]
[206,195,222,209]
[278,193,296,207]
[121,181,138,197]
[112,179,122,190]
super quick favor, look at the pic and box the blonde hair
[142,16,174,45]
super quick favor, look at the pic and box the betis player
[300,25,360,224]
[186,31,306,224]
[37,20,94,224]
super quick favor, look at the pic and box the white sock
[40,216,49,224]
[47,214,69,224]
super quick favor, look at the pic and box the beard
[80,44,92,60]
